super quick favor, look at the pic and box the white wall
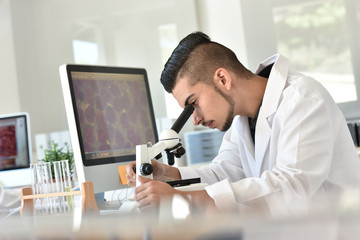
[0,0,20,113]
[195,0,249,67]
[1,0,198,156]
[195,0,277,71]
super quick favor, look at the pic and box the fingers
[138,175,152,184]
[134,179,152,209]
[126,162,155,187]
[134,179,177,210]
[134,186,150,206]
[126,162,136,187]
[150,160,166,180]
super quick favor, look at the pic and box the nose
[192,111,203,125]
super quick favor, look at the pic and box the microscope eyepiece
[171,104,194,133]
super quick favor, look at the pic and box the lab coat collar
[255,54,288,118]
[253,54,289,176]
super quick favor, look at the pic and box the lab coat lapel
[254,54,289,177]
[238,116,255,159]
[235,116,259,176]
[254,110,271,177]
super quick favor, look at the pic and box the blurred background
[1,0,359,162]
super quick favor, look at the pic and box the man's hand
[125,161,137,186]
[134,176,216,212]
[134,176,178,210]
[126,160,167,187]
[126,160,181,187]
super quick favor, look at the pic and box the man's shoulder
[286,71,333,101]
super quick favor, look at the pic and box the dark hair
[160,31,252,93]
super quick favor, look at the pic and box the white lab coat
[179,54,360,215]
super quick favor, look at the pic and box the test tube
[61,160,74,212]
[35,163,48,215]
[53,161,67,212]
[40,162,55,214]
[30,163,39,215]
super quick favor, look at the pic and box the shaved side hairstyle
[160,31,253,93]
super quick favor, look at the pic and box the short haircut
[160,31,252,93]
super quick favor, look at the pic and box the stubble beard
[221,105,234,131]
[213,85,235,132]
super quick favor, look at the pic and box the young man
[127,32,360,215]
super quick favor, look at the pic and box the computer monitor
[0,112,32,188]
[59,64,158,193]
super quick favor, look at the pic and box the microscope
[135,104,206,190]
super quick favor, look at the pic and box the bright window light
[272,0,357,103]
[72,40,99,65]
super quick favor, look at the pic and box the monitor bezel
[62,64,158,167]
[0,112,32,172]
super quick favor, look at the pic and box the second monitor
[60,64,158,193]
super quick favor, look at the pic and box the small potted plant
[40,141,74,179]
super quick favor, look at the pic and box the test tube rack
[20,181,99,216]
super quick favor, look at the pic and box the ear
[213,68,232,91]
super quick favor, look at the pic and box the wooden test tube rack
[20,181,99,216]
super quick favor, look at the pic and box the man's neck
[233,74,267,118]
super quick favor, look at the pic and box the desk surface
[1,209,360,240]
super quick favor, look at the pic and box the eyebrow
[184,93,195,107]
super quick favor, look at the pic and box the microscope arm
[147,129,179,159]
[136,104,194,186]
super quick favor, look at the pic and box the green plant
[41,141,74,178]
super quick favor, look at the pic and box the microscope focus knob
[175,147,186,158]
[140,163,153,176]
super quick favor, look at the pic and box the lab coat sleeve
[178,125,246,185]
[205,179,237,210]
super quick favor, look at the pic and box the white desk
[1,209,360,239]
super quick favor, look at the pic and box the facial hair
[212,85,235,131]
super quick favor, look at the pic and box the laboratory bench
[1,207,360,240]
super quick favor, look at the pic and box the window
[72,40,99,65]
[271,0,360,119]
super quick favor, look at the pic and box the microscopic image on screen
[71,72,156,160]
[0,125,17,169]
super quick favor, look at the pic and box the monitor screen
[71,69,158,165]
[0,112,32,188]
[0,113,31,170]
[60,64,158,193]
